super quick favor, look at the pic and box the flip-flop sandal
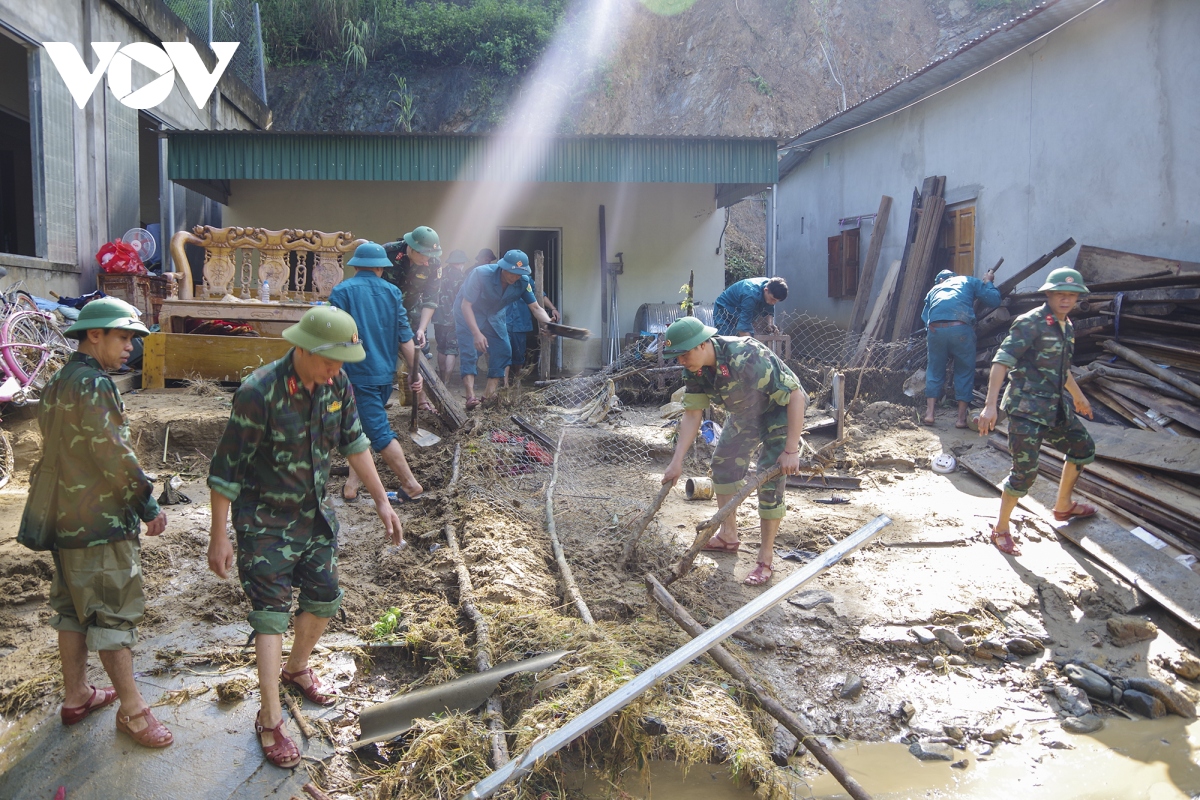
[387,488,424,504]
[418,400,437,413]
[255,711,300,769]
[281,667,337,707]
[465,397,481,410]
[701,534,741,553]
[61,685,117,725]
[341,485,359,503]
[116,707,174,748]
[989,525,1022,556]
[1053,501,1098,522]
[744,561,774,586]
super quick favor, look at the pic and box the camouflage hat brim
[662,324,717,355]
[282,323,367,362]
[64,314,150,339]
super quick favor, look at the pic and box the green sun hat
[1038,266,1088,293]
[347,241,393,268]
[64,297,150,339]
[662,316,717,356]
[403,226,442,258]
[283,306,366,362]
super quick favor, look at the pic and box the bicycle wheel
[1,310,73,390]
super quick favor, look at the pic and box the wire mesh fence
[163,0,268,102]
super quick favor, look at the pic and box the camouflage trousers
[1002,412,1095,497]
[236,512,343,635]
[711,402,788,519]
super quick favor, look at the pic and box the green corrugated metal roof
[167,132,778,184]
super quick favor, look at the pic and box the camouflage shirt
[208,350,370,538]
[993,303,1075,427]
[382,240,438,318]
[682,336,802,418]
[431,264,466,327]
[38,353,160,549]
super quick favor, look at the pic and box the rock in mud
[772,725,799,766]
[840,673,864,700]
[951,759,969,769]
[1124,677,1197,719]
[932,627,966,653]
[1054,684,1093,717]
[1006,637,1043,657]
[1064,664,1113,701]
[976,743,994,756]
[1106,615,1158,647]
[908,741,955,761]
[897,701,917,723]
[790,589,835,609]
[973,639,1008,660]
[947,655,967,666]
[932,655,947,670]
[981,725,1012,743]
[911,627,937,646]
[943,725,965,742]
[1161,651,1200,681]
[642,716,669,735]
[1122,689,1167,719]
[1061,714,1104,734]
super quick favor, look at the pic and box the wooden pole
[995,237,1076,295]
[1101,339,1200,402]
[547,428,595,624]
[833,371,845,442]
[848,196,892,335]
[646,574,874,800]
[619,482,673,569]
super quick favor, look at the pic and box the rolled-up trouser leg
[710,403,789,519]
[1002,415,1047,497]
[1041,412,1096,467]
[238,514,342,635]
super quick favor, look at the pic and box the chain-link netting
[164,0,267,101]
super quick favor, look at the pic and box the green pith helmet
[1038,267,1089,294]
[347,241,393,268]
[282,306,366,362]
[403,226,442,258]
[662,316,718,356]
[64,297,150,339]
[446,249,468,265]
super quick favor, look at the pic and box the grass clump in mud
[373,713,493,800]
[0,670,61,717]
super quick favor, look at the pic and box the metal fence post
[253,3,267,102]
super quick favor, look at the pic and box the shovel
[545,322,592,340]
[409,382,441,447]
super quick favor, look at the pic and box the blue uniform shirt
[329,271,414,386]
[506,297,534,333]
[921,275,1001,326]
[714,277,774,335]
[454,264,538,329]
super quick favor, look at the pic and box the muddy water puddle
[577,719,1200,799]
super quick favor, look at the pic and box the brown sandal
[989,525,1022,556]
[701,534,741,553]
[61,685,117,725]
[1053,501,1097,522]
[744,561,774,586]
[116,706,174,748]
[281,667,337,706]
[255,711,301,769]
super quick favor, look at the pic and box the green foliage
[259,0,566,76]
[748,74,771,96]
[369,606,403,639]
[388,73,417,130]
[724,246,764,287]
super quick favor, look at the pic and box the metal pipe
[253,3,268,103]
[461,514,892,800]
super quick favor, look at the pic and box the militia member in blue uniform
[661,317,807,586]
[41,298,173,748]
[713,276,788,336]
[207,306,402,769]
[921,267,1001,427]
[977,267,1097,556]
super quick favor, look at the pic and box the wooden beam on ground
[1075,244,1200,286]
[848,195,892,335]
[417,356,467,430]
[958,447,1200,633]
[646,574,874,800]
[786,475,862,491]
[1095,378,1200,433]
[141,332,292,389]
[995,237,1077,295]
[1101,340,1200,403]
[847,259,902,367]
[1081,420,1200,477]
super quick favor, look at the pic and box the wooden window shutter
[827,234,842,298]
[841,228,860,297]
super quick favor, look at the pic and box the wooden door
[827,229,860,298]
[940,205,975,275]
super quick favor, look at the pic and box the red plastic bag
[96,240,146,274]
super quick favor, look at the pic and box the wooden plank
[1095,378,1200,433]
[959,447,1200,632]
[417,356,466,430]
[142,333,292,388]
[1088,384,1164,431]
[1099,311,1200,337]
[848,195,892,335]
[847,260,902,367]
[1075,244,1200,285]
[880,187,924,338]
[786,474,862,491]
[995,237,1077,295]
[158,298,308,334]
[1081,420,1200,477]
[1100,340,1200,403]
[143,333,166,390]
[889,193,946,340]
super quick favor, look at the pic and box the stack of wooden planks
[885,176,947,342]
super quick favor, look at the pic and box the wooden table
[158,298,311,336]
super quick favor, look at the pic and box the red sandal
[61,685,117,725]
[989,525,1022,556]
[255,710,301,769]
[116,706,174,748]
[1053,501,1097,522]
[744,561,774,586]
[281,667,337,706]
[701,534,741,553]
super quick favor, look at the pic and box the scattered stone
[898,701,917,723]
[908,741,954,761]
[947,655,967,666]
[840,673,864,700]
[1081,661,1114,682]
[932,627,966,653]
[1054,684,1093,717]
[951,759,969,769]
[1112,686,1123,705]
[981,725,1011,743]
[1122,689,1167,719]
[1006,637,1043,657]
[932,655,947,670]
[1124,677,1197,719]
[642,716,669,735]
[1107,615,1158,647]
[1061,714,1104,734]
[957,623,985,637]
[1043,737,1074,750]
[976,744,994,756]
[1161,651,1200,681]
[1064,664,1114,701]
[771,725,798,766]
[916,656,932,668]
[973,640,1008,660]
[943,725,965,742]
[911,627,937,646]
[790,589,835,610]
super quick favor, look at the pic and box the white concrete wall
[776,0,1200,327]
[225,179,726,370]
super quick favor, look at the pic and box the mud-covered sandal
[744,561,774,586]
[255,711,300,769]
[61,685,117,725]
[989,525,1022,556]
[281,667,337,707]
[701,534,741,553]
[1053,501,1097,522]
[116,707,174,748]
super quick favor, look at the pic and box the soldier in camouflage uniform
[383,225,442,411]
[661,317,807,586]
[978,267,1097,556]
[41,298,173,747]
[207,306,402,769]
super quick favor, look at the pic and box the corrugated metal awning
[167,131,779,186]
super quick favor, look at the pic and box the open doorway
[498,227,561,371]
[0,34,34,257]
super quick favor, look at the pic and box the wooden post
[995,237,1076,295]
[848,196,892,335]
[833,371,845,441]
[619,482,673,569]
[534,250,550,380]
[547,429,595,624]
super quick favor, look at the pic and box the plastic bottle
[259,279,270,303]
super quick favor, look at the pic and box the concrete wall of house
[0,0,266,298]
[776,0,1199,328]
[225,179,726,370]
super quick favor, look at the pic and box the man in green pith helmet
[383,225,442,411]
[977,267,1096,556]
[41,297,173,748]
[660,317,807,587]
[207,305,402,769]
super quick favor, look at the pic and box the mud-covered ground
[1,389,1198,798]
